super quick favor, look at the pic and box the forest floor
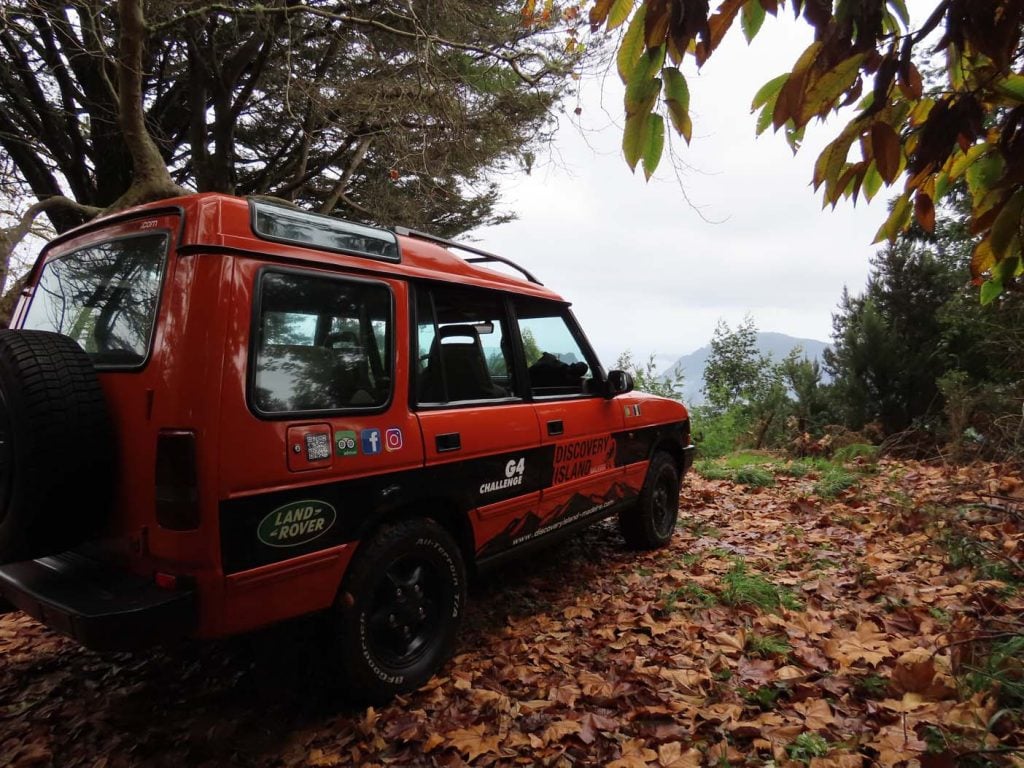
[1,457,1022,768]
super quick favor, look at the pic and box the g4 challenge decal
[480,457,525,494]
[258,500,337,547]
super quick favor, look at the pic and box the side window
[252,271,392,414]
[515,300,595,397]
[416,285,516,404]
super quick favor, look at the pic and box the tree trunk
[109,0,184,211]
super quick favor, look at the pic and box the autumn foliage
[2,458,1022,766]
[575,0,1024,303]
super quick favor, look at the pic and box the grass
[964,634,1024,708]
[677,518,721,538]
[745,632,791,658]
[813,467,859,498]
[697,453,863,494]
[786,733,830,764]
[832,442,880,464]
[741,684,784,710]
[776,457,835,478]
[733,466,775,487]
[661,582,718,611]
[940,527,1023,584]
[719,561,803,612]
[717,451,778,468]
[695,458,775,488]
[854,673,890,699]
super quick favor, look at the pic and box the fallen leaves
[0,459,1021,766]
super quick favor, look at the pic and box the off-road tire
[619,451,680,550]
[0,330,113,563]
[334,518,466,703]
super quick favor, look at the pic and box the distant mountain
[662,332,830,406]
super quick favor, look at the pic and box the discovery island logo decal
[258,500,337,548]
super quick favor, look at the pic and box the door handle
[547,420,564,436]
[435,432,461,452]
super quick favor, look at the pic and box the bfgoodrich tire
[0,330,113,564]
[334,519,466,703]
[619,451,680,550]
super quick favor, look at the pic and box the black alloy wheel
[367,555,445,668]
[334,518,466,703]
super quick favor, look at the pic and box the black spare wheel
[0,330,113,564]
[334,518,466,703]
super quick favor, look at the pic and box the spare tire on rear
[0,330,113,564]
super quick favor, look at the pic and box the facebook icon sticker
[360,428,382,456]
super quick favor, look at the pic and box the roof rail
[393,226,541,285]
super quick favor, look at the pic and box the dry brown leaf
[795,698,834,730]
[445,725,502,760]
[422,733,445,752]
[563,605,594,620]
[542,718,582,744]
[657,741,701,767]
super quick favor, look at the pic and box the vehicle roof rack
[393,226,542,285]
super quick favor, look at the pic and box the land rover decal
[258,500,337,547]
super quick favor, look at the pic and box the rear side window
[23,232,168,368]
[252,271,392,414]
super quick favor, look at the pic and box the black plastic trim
[0,552,195,651]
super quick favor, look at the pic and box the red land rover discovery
[0,193,694,701]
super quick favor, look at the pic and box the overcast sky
[473,4,932,371]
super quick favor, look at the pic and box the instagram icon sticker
[384,427,403,452]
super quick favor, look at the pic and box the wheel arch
[652,439,685,481]
[366,496,477,574]
[650,417,691,481]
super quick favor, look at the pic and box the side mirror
[606,369,634,398]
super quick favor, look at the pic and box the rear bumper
[0,552,195,651]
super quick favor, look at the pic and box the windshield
[23,232,169,367]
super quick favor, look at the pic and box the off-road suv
[0,193,693,701]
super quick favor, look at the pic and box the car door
[411,284,544,561]
[511,298,630,539]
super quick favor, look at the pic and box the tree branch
[149,4,557,86]
[0,196,102,295]
[320,136,372,214]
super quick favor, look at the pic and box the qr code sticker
[305,433,331,461]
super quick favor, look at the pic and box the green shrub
[691,406,751,459]
[833,442,880,464]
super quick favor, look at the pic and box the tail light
[155,430,199,530]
